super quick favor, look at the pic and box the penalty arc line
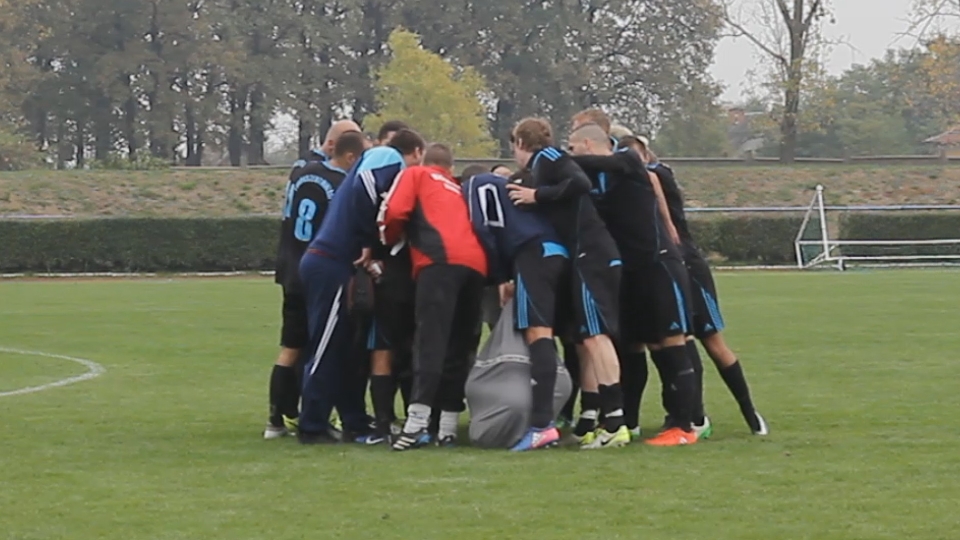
[0,346,106,397]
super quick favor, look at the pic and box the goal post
[795,185,960,270]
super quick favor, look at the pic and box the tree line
[0,0,957,170]
[0,0,723,169]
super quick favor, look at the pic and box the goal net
[795,185,960,270]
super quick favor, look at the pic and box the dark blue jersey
[462,173,566,283]
[275,160,346,291]
[527,146,619,263]
[574,151,679,267]
[308,146,405,263]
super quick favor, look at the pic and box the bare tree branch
[774,0,792,27]
[721,4,789,66]
[802,0,824,33]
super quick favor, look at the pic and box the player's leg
[687,252,767,434]
[265,292,307,439]
[297,254,354,444]
[436,267,485,446]
[510,249,565,451]
[394,264,462,450]
[644,259,699,447]
[575,262,630,449]
[617,272,649,440]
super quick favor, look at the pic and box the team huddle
[264,109,768,452]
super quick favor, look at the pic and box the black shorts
[558,255,621,342]
[513,241,568,331]
[620,257,693,346]
[368,251,416,351]
[280,290,309,349]
[684,247,725,339]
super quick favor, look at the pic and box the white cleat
[692,416,713,439]
[752,411,769,436]
[263,424,290,440]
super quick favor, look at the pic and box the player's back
[527,147,618,261]
[391,165,487,277]
[309,146,404,263]
[574,150,676,267]
[276,160,346,289]
[464,173,559,259]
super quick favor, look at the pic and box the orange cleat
[644,427,698,447]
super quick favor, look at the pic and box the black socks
[720,360,756,420]
[686,341,705,424]
[598,383,625,433]
[370,374,396,432]
[269,364,300,426]
[620,350,648,430]
[529,338,559,429]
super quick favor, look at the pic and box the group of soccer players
[265,109,768,452]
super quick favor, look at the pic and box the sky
[711,0,918,103]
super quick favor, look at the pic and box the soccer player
[296,129,426,445]
[463,169,569,451]
[379,144,488,450]
[358,119,418,445]
[625,135,768,435]
[293,120,362,166]
[264,130,366,440]
[567,123,701,447]
[505,118,631,450]
[376,120,411,146]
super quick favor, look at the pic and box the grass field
[1,271,959,539]
[2,163,960,217]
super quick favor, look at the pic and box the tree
[365,29,497,157]
[655,81,731,157]
[722,0,832,162]
[909,0,960,38]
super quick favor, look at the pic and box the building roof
[924,126,960,146]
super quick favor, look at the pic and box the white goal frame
[795,184,960,270]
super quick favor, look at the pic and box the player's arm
[532,156,592,203]
[378,168,418,246]
[647,170,680,245]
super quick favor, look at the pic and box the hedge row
[840,212,960,257]
[0,217,278,273]
[3,213,952,273]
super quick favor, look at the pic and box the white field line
[0,347,106,397]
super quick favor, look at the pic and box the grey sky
[712,0,916,102]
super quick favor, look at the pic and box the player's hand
[353,248,372,268]
[506,184,537,206]
[365,260,384,282]
[499,282,515,307]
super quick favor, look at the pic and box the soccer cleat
[511,425,561,452]
[436,435,457,448]
[581,425,631,450]
[575,430,598,448]
[645,427,698,447]
[750,411,769,436]
[391,429,432,451]
[692,416,713,440]
[263,424,289,440]
[282,415,299,433]
[357,433,388,445]
[629,427,642,441]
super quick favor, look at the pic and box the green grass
[1,271,959,539]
